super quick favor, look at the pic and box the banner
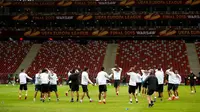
[1,0,200,6]
[1,29,200,37]
[10,14,200,21]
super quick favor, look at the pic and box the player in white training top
[66,70,72,96]
[80,67,94,103]
[33,70,42,101]
[19,69,32,100]
[141,68,150,94]
[40,68,50,102]
[96,67,113,104]
[154,67,164,102]
[111,65,122,96]
[126,66,139,104]
[166,67,177,100]
[174,70,181,100]
[136,70,142,96]
[49,69,59,101]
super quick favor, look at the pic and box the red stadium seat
[115,40,190,82]
[0,41,33,83]
[27,40,107,80]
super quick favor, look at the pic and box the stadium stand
[27,40,107,79]
[115,40,190,81]
[195,42,200,64]
[0,41,33,83]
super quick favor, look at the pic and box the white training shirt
[127,72,138,86]
[141,70,149,82]
[166,69,177,84]
[81,71,93,85]
[112,68,122,80]
[35,73,41,85]
[136,73,142,83]
[68,71,72,83]
[19,72,32,84]
[50,73,58,85]
[155,70,164,85]
[174,74,182,84]
[96,71,112,85]
[40,73,50,84]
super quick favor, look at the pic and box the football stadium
[0,0,200,112]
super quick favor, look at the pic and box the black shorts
[142,83,147,88]
[71,84,79,91]
[69,83,72,89]
[82,85,88,92]
[20,84,27,90]
[35,85,41,91]
[128,85,136,94]
[190,82,195,86]
[156,84,164,92]
[99,85,107,93]
[174,84,179,91]
[41,84,49,93]
[114,80,120,88]
[136,83,142,89]
[168,83,175,91]
[147,89,155,95]
[50,85,57,92]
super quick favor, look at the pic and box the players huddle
[19,68,59,102]
[18,65,197,108]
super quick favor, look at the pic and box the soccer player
[68,69,81,102]
[66,70,72,96]
[12,74,16,86]
[188,71,197,93]
[174,70,181,99]
[40,68,50,102]
[18,69,32,100]
[96,67,113,104]
[166,67,177,100]
[111,65,122,96]
[49,70,59,101]
[154,67,164,101]
[141,68,150,95]
[33,70,42,101]
[7,74,12,85]
[143,69,158,108]
[126,66,139,104]
[136,70,142,96]
[122,76,127,86]
[80,67,94,103]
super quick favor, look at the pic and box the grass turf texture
[0,85,199,112]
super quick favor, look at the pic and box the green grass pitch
[0,85,199,112]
